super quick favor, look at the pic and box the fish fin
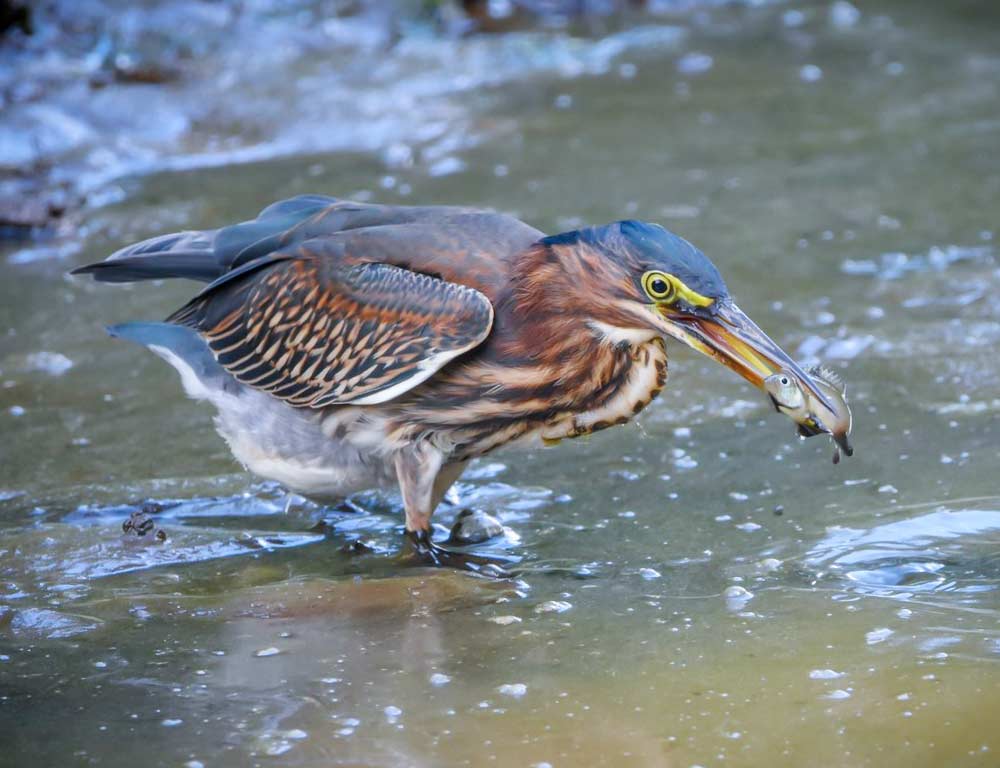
[805,363,845,393]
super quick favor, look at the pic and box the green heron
[74,195,834,568]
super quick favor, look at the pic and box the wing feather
[168,256,493,408]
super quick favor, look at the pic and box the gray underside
[109,322,398,498]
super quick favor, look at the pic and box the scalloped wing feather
[169,258,494,408]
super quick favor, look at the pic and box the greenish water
[2,1,1000,766]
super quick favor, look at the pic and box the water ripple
[806,506,1000,597]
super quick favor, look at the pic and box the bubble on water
[866,306,885,320]
[25,351,74,376]
[897,608,913,619]
[497,683,527,698]
[729,492,749,502]
[723,586,754,611]
[672,449,698,470]
[554,93,573,109]
[382,142,413,168]
[94,661,107,669]
[161,718,183,727]
[829,1,861,29]
[800,65,824,83]
[9,405,25,417]
[428,157,465,177]
[184,761,204,768]
[677,52,713,75]
[810,669,844,680]
[735,522,762,532]
[384,705,402,722]
[812,310,835,326]
[759,558,782,572]
[824,689,852,700]
[535,601,572,614]
[254,647,281,657]
[639,568,661,581]
[489,615,522,625]
[715,514,732,522]
[430,673,452,687]
[782,9,806,27]
[866,627,894,645]
[878,485,898,494]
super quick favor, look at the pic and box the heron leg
[395,441,447,535]
[395,447,512,575]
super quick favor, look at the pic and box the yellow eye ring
[641,270,715,308]
[642,271,677,302]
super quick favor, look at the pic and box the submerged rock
[448,508,504,544]
[121,504,168,543]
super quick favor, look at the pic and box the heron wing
[167,252,494,408]
[72,195,537,288]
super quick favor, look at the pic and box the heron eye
[642,272,677,302]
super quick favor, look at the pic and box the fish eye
[779,376,790,385]
[642,271,677,302]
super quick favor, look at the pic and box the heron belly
[143,332,396,498]
[212,390,397,498]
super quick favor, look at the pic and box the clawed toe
[403,529,517,577]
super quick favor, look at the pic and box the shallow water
[2,0,1000,766]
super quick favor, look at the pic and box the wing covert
[169,257,494,408]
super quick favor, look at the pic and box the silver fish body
[764,365,853,463]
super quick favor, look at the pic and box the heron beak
[657,300,838,414]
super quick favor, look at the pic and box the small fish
[764,365,854,464]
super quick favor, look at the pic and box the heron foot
[403,529,516,578]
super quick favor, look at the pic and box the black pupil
[780,377,789,385]
[652,278,669,296]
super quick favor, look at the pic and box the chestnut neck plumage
[399,240,665,447]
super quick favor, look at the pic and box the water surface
[2,1,1000,765]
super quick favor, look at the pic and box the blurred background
[1,1,999,766]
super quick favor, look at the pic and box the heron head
[543,220,836,414]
